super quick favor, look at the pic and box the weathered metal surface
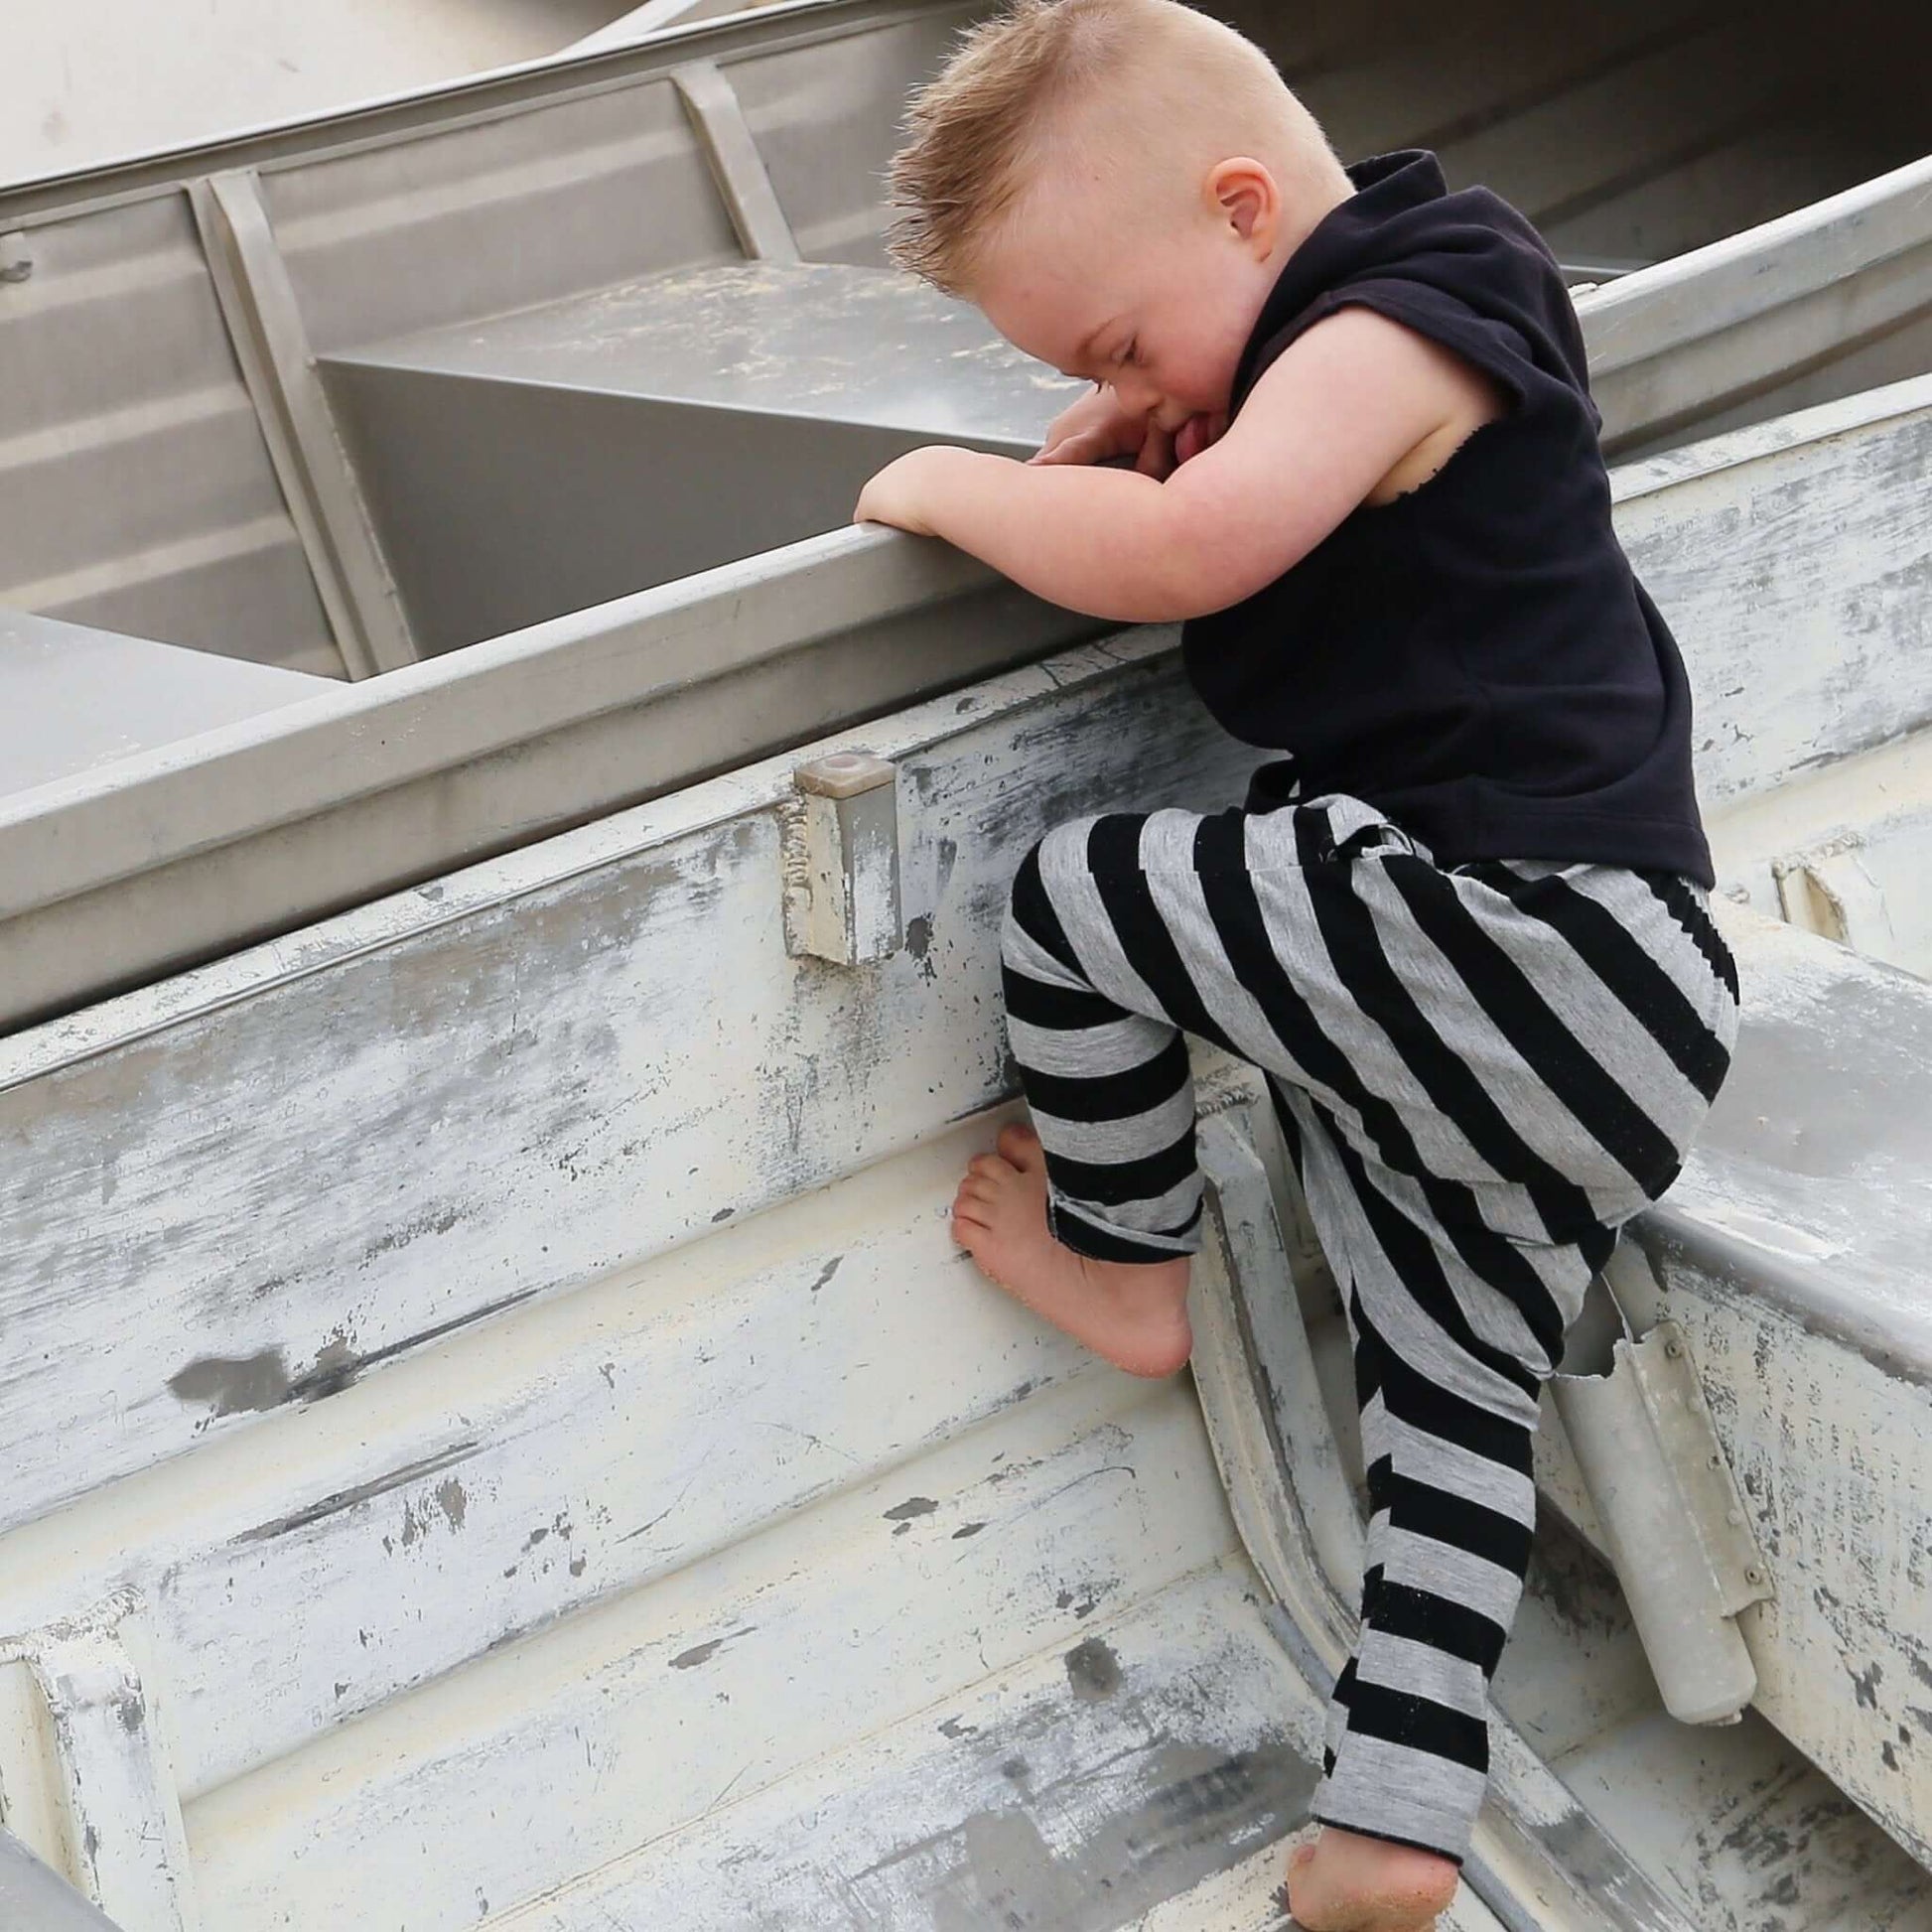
[5,608,1928,1924]
[1616,376,1932,981]
[1530,907,1932,1873]
[787,751,904,964]
[180,1375,1248,1928]
[5,360,1925,1035]
[1615,377,1932,813]
[0,634,1235,1534]
[0,532,1097,1032]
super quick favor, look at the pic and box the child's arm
[854,308,1502,624]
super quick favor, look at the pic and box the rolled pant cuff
[1307,1805,1469,1867]
[1309,1749,1479,1865]
[1045,1194,1202,1264]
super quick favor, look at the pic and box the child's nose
[1109,369,1161,415]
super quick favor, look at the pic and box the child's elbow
[1140,551,1289,623]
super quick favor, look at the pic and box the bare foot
[1283,1823,1460,1931]
[950,1124,1192,1378]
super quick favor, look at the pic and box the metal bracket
[782,753,902,964]
[189,169,418,679]
[0,1590,196,1931]
[1192,1106,1363,1646]
[1773,837,1896,956]
[672,61,801,265]
[1551,1305,1773,1726]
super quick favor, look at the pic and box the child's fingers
[1030,427,1119,467]
[1134,424,1176,479]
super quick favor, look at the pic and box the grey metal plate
[0,610,327,794]
[322,265,1082,651]
[0,1830,123,1932]
[329,263,1081,441]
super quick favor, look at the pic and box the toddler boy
[856,3,1739,1926]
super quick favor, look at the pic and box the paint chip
[1065,1636,1122,1702]
[167,1349,291,1416]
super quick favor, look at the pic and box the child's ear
[1207,158,1281,255]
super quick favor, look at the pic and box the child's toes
[967,1153,1015,1180]
[996,1123,1044,1168]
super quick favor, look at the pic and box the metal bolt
[1745,1566,1766,1586]
[1687,1394,1706,1414]
[1663,1337,1683,1358]
[1726,1508,1743,1526]
[794,750,894,799]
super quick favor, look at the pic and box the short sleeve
[1246,277,1538,414]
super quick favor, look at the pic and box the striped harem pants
[1000,794,1740,1864]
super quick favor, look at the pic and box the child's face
[970,155,1287,432]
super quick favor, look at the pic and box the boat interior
[1,0,1928,679]
[2,0,1931,1031]
[1,3,1930,1929]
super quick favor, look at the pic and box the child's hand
[1031,385,1162,473]
[1031,389,1228,479]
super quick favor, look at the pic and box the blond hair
[887,0,1337,294]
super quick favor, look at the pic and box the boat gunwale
[0,0,944,225]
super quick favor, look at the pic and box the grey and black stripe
[999,793,1738,1863]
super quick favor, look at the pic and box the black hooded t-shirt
[1179,149,1715,888]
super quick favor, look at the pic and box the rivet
[1708,1452,1723,1467]
[1687,1394,1706,1414]
[1726,1508,1743,1526]
[1745,1566,1765,1586]
[1663,1338,1683,1358]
